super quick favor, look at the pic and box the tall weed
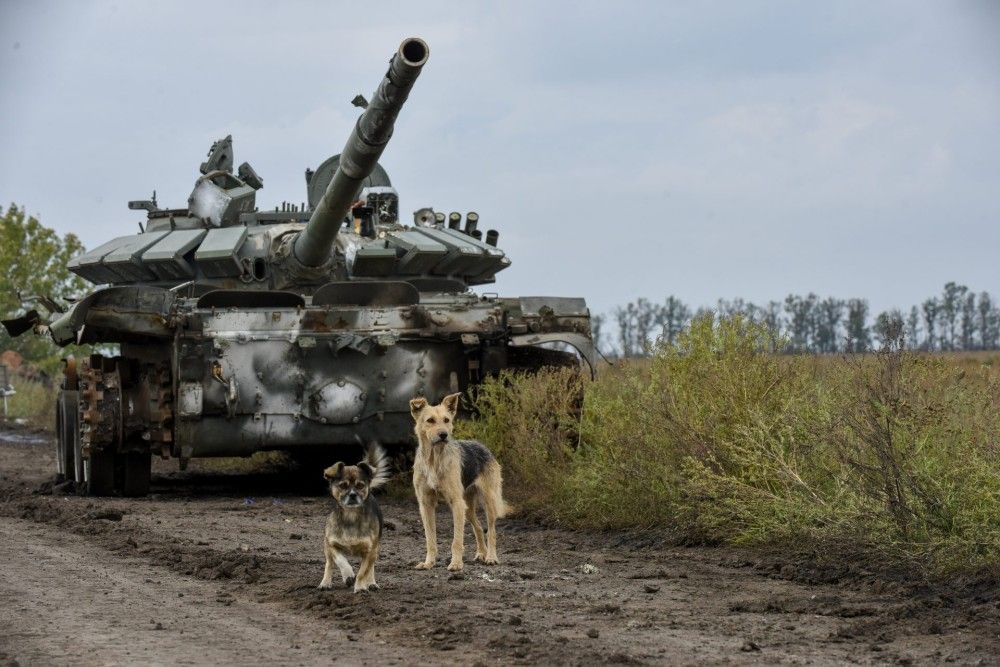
[455,367,583,512]
[462,315,1000,577]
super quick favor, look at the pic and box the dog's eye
[427,417,436,424]
[355,482,365,490]
[338,481,349,489]
[443,417,450,424]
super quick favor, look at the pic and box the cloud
[0,0,997,320]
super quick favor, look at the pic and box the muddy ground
[1,430,998,666]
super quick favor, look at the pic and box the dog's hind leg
[354,543,380,593]
[480,467,504,565]
[482,498,500,565]
[465,488,488,563]
[415,489,438,569]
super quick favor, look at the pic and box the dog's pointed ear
[409,397,427,420]
[357,461,374,480]
[323,462,345,481]
[442,392,462,416]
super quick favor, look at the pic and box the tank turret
[292,38,429,268]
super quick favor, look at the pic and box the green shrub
[455,367,583,513]
[461,315,1000,578]
[3,376,59,430]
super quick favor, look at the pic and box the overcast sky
[1,1,998,319]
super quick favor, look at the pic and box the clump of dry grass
[462,315,1000,577]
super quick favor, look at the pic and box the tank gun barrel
[293,37,429,267]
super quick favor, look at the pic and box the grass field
[460,317,1000,580]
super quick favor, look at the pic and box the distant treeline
[594,282,1000,356]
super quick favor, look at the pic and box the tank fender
[49,285,176,345]
[508,332,596,377]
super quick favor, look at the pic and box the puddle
[0,429,50,446]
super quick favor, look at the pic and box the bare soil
[1,430,998,666]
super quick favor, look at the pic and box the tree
[784,293,817,352]
[717,298,756,321]
[874,309,905,348]
[845,298,871,352]
[614,303,637,358]
[921,298,939,351]
[816,297,844,353]
[657,296,690,347]
[760,300,782,333]
[598,286,1000,357]
[960,291,977,351]
[0,204,88,371]
[906,306,921,349]
[591,314,606,355]
[633,298,656,355]
[979,292,998,350]
[938,282,967,350]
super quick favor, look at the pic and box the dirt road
[1,431,997,666]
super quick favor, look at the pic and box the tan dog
[410,393,509,571]
[318,445,391,593]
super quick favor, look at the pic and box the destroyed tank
[2,38,595,496]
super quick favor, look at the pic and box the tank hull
[173,299,501,455]
[68,291,591,472]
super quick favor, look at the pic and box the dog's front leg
[447,496,467,571]
[415,490,438,569]
[331,546,355,588]
[354,544,380,593]
[318,542,336,589]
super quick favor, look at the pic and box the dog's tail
[498,497,514,519]
[486,459,514,518]
[362,443,393,490]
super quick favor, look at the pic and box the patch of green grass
[3,377,58,430]
[462,315,1000,578]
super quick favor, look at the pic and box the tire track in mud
[0,517,381,667]
[2,433,999,665]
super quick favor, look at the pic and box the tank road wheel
[70,414,115,496]
[78,356,122,497]
[86,449,117,496]
[55,390,78,479]
[72,409,86,488]
[119,447,151,497]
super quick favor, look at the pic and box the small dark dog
[318,444,391,593]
